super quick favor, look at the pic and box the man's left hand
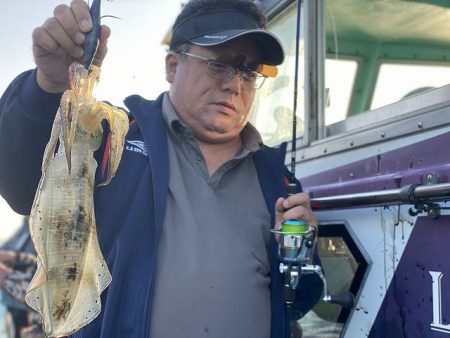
[274,192,317,234]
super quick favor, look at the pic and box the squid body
[25,62,129,337]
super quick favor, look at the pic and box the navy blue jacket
[0,70,322,338]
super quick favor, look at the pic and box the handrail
[310,182,450,210]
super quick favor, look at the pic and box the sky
[0,0,184,242]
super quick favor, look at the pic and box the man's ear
[165,52,179,83]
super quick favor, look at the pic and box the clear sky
[0,0,184,241]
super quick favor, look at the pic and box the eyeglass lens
[207,61,265,89]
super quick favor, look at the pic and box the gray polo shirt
[149,94,272,338]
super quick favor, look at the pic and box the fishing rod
[271,2,354,337]
[289,0,302,186]
[272,2,314,338]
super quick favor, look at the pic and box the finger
[0,250,15,262]
[0,262,12,284]
[39,17,83,58]
[54,3,85,44]
[32,26,60,58]
[92,25,111,67]
[70,0,93,33]
[274,197,285,228]
[100,24,111,42]
[275,197,286,213]
[276,195,312,220]
[281,205,308,222]
[282,192,311,210]
[281,202,317,227]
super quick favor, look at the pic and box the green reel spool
[281,220,309,233]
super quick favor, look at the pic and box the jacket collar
[124,93,169,234]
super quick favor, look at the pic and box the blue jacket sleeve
[0,70,61,215]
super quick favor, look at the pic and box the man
[0,226,41,338]
[0,0,323,337]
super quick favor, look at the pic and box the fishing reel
[271,219,354,309]
[271,220,331,304]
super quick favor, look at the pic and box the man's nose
[222,69,242,93]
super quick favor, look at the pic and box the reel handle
[328,291,355,309]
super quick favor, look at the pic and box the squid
[25,0,129,337]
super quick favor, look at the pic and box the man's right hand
[32,0,111,93]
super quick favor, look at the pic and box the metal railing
[310,182,450,211]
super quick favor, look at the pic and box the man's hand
[0,251,16,284]
[32,0,111,93]
[274,192,317,234]
[0,250,17,264]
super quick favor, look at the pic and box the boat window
[371,62,450,110]
[325,0,450,119]
[249,2,304,147]
[298,223,369,336]
[325,58,358,125]
[253,0,450,154]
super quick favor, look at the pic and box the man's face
[166,37,262,144]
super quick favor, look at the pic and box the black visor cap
[170,9,284,66]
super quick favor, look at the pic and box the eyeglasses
[179,52,267,90]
